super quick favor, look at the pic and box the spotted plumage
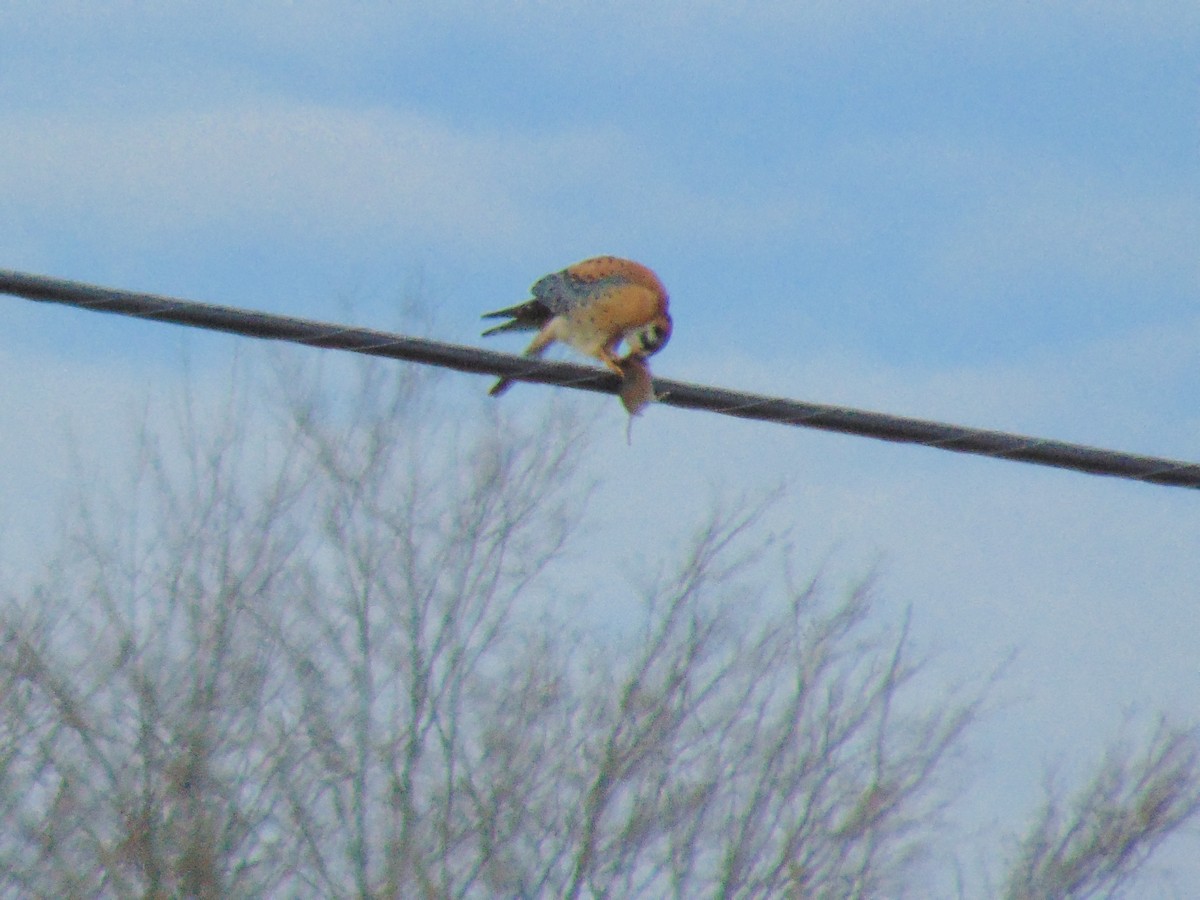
[482,256,672,397]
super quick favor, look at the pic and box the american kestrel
[481,256,672,398]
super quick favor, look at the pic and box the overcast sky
[2,3,1199,893]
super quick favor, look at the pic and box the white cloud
[1,106,528,247]
[0,100,819,277]
[819,134,1199,299]
[937,176,1200,297]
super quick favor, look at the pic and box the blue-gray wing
[531,270,626,315]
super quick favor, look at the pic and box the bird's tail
[481,318,530,338]
[481,299,546,337]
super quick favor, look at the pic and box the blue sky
[2,2,1199,892]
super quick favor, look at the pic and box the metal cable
[3,268,1198,490]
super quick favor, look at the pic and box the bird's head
[627,312,673,357]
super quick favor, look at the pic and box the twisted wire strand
[3,268,1197,490]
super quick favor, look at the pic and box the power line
[3,267,1198,491]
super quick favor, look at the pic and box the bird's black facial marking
[630,320,671,356]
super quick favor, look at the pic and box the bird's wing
[531,267,630,315]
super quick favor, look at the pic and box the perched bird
[481,256,672,397]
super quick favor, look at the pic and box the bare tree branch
[0,349,1197,898]
[1004,718,1200,899]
